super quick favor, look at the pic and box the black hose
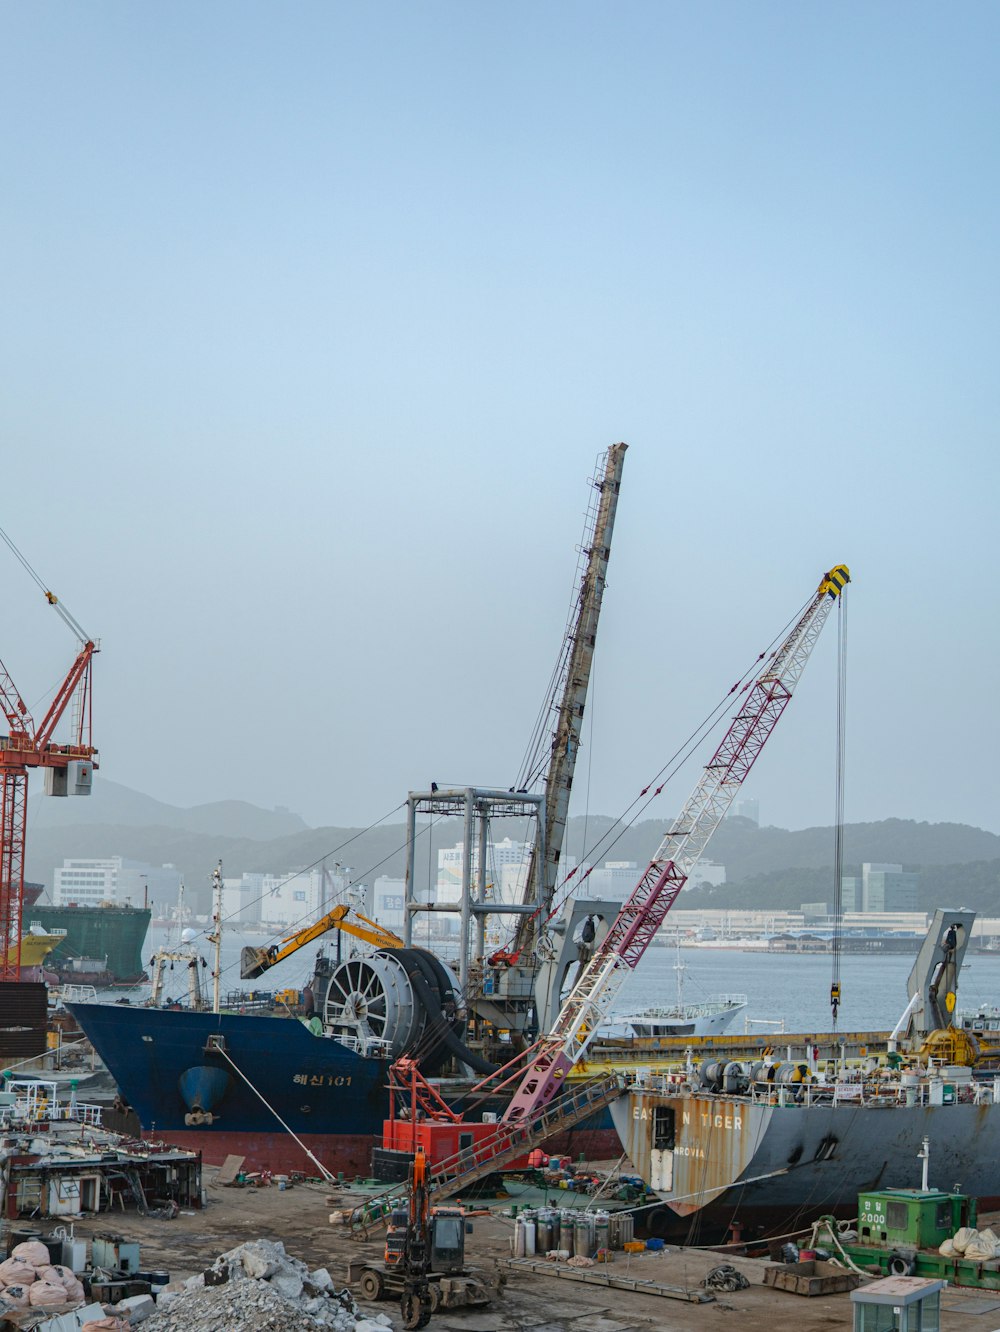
[406,950,499,1076]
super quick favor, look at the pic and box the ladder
[346,1073,624,1237]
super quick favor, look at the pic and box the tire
[888,1253,915,1277]
[427,1283,441,1313]
[360,1269,384,1301]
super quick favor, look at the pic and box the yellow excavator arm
[240,904,404,979]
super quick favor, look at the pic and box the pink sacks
[40,1264,76,1291]
[29,1279,69,1306]
[11,1241,50,1268]
[0,1284,31,1310]
[36,1264,83,1301]
[0,1258,36,1285]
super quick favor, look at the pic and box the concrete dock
[39,1163,1000,1331]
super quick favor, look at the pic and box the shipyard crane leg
[0,770,26,981]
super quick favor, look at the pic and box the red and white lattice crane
[501,563,850,1125]
[0,541,98,981]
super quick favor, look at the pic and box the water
[126,923,1000,1034]
[615,945,1000,1033]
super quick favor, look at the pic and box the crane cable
[525,595,817,942]
[0,522,92,643]
[830,591,848,1028]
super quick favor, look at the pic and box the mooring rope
[214,1044,335,1182]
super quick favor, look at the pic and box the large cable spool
[322,947,462,1070]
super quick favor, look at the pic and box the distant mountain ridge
[28,777,309,841]
[20,778,1000,916]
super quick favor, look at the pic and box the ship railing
[52,984,99,1006]
[50,1101,104,1126]
[632,1069,690,1091]
[743,1016,786,1035]
[333,1034,393,1059]
[744,1076,977,1108]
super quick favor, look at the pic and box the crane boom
[501,564,850,1126]
[512,442,628,958]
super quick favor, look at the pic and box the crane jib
[596,861,686,969]
[497,561,850,1128]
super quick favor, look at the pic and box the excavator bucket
[240,945,269,979]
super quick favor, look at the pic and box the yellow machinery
[240,904,404,980]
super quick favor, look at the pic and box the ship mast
[208,860,224,1014]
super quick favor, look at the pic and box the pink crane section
[501,564,850,1126]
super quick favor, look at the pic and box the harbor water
[123,924,1000,1034]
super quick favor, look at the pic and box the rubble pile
[143,1239,392,1332]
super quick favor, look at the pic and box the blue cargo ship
[69,1001,392,1176]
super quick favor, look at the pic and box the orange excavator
[350,1146,496,1327]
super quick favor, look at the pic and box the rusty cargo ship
[612,909,1000,1243]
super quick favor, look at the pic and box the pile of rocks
[143,1239,393,1332]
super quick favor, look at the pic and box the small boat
[4,922,66,984]
[603,943,746,1038]
[602,996,748,1039]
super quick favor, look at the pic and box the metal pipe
[403,796,417,946]
[460,788,474,993]
[476,804,489,961]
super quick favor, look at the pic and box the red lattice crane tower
[0,560,97,981]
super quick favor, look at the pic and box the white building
[258,868,324,927]
[578,861,638,901]
[688,860,726,889]
[437,837,578,908]
[372,877,406,932]
[222,872,265,925]
[437,837,535,905]
[52,857,182,908]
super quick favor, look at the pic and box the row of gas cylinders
[512,1208,634,1259]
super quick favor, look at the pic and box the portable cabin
[851,1275,945,1332]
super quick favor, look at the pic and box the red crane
[0,551,98,981]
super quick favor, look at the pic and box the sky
[2,3,998,837]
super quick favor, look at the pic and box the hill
[20,778,1000,916]
[28,777,309,841]
[680,858,1000,917]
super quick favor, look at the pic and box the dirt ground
[54,1164,1000,1332]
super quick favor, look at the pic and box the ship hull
[69,1002,621,1174]
[33,906,150,982]
[69,1002,391,1174]
[612,1085,1000,1242]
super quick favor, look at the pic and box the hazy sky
[3,3,998,836]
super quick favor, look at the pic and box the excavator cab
[428,1207,466,1273]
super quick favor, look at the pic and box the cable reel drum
[322,947,462,1071]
